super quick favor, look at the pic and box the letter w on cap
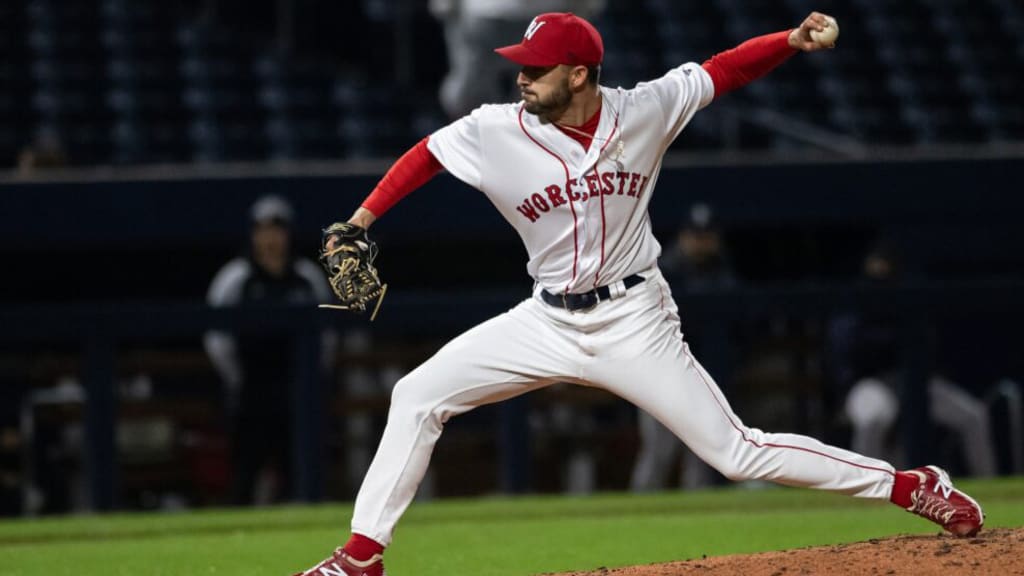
[524,18,546,40]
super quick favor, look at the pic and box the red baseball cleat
[904,465,984,537]
[292,548,385,576]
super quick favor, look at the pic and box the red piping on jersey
[593,169,607,289]
[590,118,619,288]
[518,105,579,293]
[690,353,897,478]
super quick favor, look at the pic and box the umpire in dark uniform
[204,195,336,505]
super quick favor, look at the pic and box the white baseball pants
[351,266,896,545]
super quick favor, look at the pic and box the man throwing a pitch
[296,11,983,576]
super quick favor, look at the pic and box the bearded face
[518,65,575,117]
[522,75,573,116]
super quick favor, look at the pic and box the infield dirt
[549,527,1024,575]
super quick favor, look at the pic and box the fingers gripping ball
[318,222,388,320]
[810,15,839,46]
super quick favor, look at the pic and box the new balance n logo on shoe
[932,478,953,500]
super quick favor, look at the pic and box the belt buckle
[568,291,600,313]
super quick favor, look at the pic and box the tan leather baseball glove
[318,222,387,320]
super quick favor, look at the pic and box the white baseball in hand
[810,15,839,46]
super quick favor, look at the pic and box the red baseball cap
[495,12,603,67]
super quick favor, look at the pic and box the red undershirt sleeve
[361,137,443,217]
[701,30,798,99]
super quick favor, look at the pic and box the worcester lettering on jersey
[515,171,650,223]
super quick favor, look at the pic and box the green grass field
[2,477,1022,575]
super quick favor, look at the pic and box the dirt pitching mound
[551,527,1024,576]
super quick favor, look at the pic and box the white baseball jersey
[428,62,714,293]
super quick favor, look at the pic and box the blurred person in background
[204,195,337,504]
[826,238,997,477]
[631,203,737,491]
[430,0,605,119]
[660,203,737,291]
[16,127,67,177]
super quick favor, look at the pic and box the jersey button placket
[569,168,590,292]
[576,161,603,290]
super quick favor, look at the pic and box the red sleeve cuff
[701,30,797,98]
[361,137,443,217]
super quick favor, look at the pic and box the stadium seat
[6,0,1024,166]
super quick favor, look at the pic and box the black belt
[540,274,645,311]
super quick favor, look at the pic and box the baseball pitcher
[296,11,983,576]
